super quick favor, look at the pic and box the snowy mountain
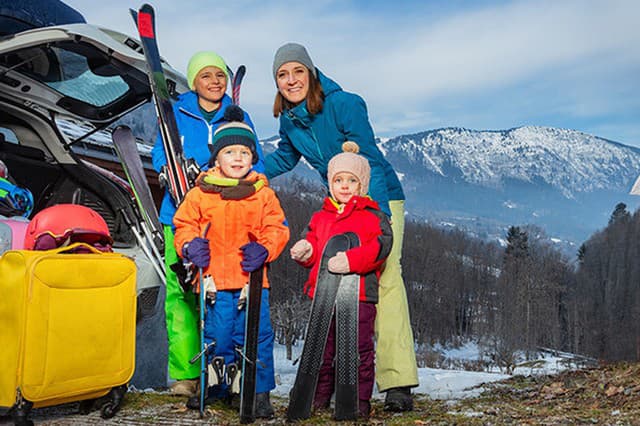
[265,126,640,250]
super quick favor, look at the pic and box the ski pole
[139,220,166,275]
[198,222,211,418]
[120,208,166,285]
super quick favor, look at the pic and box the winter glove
[290,239,313,262]
[328,251,350,274]
[182,237,210,269]
[240,241,269,272]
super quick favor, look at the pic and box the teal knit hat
[208,106,258,165]
[187,51,228,90]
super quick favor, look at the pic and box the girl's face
[331,172,361,204]
[215,144,253,179]
[194,66,227,110]
[275,62,310,106]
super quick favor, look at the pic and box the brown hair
[273,71,324,118]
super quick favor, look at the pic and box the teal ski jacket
[152,91,265,225]
[264,69,403,216]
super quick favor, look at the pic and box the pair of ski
[127,5,256,421]
[190,261,264,423]
[114,4,246,284]
[288,233,361,421]
[130,3,246,207]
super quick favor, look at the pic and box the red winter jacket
[297,195,392,303]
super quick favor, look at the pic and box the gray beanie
[272,42,317,80]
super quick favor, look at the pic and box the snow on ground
[272,340,577,401]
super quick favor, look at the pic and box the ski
[334,232,360,421]
[239,265,264,423]
[131,4,194,205]
[112,126,163,252]
[286,233,351,421]
[231,65,246,105]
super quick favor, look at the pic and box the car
[0,20,189,388]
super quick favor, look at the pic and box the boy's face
[194,66,227,109]
[331,172,361,204]
[215,144,253,179]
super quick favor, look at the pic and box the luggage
[0,216,29,255]
[0,242,137,424]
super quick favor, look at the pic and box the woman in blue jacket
[151,51,264,397]
[265,43,417,411]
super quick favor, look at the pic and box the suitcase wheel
[11,399,33,426]
[99,384,127,419]
[100,401,117,419]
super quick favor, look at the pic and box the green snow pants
[375,200,419,391]
[164,226,200,380]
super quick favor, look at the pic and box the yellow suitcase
[0,243,136,423]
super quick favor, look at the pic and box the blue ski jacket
[263,69,403,216]
[152,91,265,225]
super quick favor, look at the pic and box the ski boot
[255,392,275,419]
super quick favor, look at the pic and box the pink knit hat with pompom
[327,141,371,198]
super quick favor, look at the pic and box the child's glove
[240,241,268,272]
[328,251,350,274]
[290,239,313,262]
[182,237,210,268]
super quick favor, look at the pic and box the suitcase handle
[45,242,105,255]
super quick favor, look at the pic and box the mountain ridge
[265,125,640,251]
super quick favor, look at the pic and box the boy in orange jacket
[174,106,289,417]
[290,142,393,419]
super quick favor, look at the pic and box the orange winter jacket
[173,168,289,290]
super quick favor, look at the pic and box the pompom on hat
[327,141,371,198]
[208,105,258,165]
[272,42,317,80]
[187,51,228,90]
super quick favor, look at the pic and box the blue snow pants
[204,288,275,396]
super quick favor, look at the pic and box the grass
[7,363,640,424]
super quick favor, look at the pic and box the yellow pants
[375,200,419,391]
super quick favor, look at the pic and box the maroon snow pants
[313,302,376,411]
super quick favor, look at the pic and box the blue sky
[64,0,640,146]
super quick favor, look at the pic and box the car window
[0,41,129,107]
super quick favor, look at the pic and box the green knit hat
[186,51,228,90]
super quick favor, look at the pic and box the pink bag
[0,217,29,254]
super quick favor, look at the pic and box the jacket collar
[322,195,379,215]
[197,168,267,200]
[177,91,233,123]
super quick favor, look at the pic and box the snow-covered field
[272,340,577,401]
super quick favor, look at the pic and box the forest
[267,178,640,367]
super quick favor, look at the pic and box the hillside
[265,126,640,251]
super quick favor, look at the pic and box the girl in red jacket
[290,142,393,419]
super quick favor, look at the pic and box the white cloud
[63,0,640,144]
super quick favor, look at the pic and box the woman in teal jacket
[151,51,264,395]
[265,43,417,411]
